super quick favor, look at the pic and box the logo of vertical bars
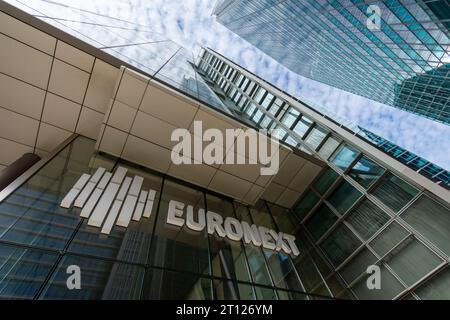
[60,167,156,235]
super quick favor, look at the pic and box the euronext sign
[61,167,300,256]
[167,199,300,256]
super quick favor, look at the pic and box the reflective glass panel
[313,169,339,195]
[320,224,362,267]
[345,199,390,240]
[207,194,251,282]
[143,268,212,300]
[330,144,359,171]
[41,255,145,300]
[305,204,338,241]
[327,180,362,214]
[371,174,419,213]
[0,244,57,300]
[349,156,385,188]
[148,179,209,275]
[293,190,319,221]
[401,195,450,256]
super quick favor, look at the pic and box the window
[214,279,255,300]
[349,156,384,188]
[265,250,302,291]
[245,81,255,94]
[371,173,418,213]
[304,126,328,151]
[245,246,273,286]
[320,223,362,267]
[253,87,266,103]
[0,137,107,251]
[41,255,145,299]
[148,179,209,275]
[267,203,298,234]
[369,222,409,257]
[352,264,404,299]
[314,169,339,195]
[401,195,450,256]
[293,190,320,220]
[294,255,324,291]
[330,144,359,171]
[281,107,299,128]
[269,98,284,115]
[293,115,313,138]
[327,180,362,214]
[340,248,378,284]
[143,268,212,299]
[415,268,450,299]
[207,194,251,283]
[244,103,256,116]
[318,136,340,160]
[305,204,338,241]
[252,109,264,123]
[0,245,58,299]
[345,199,390,240]
[259,115,275,129]
[261,92,274,108]
[387,238,443,287]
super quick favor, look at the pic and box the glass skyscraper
[213,0,450,124]
[0,0,449,300]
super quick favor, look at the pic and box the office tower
[0,1,449,300]
[213,0,450,124]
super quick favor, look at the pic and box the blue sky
[17,0,450,169]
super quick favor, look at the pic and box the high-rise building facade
[213,0,450,124]
[0,1,449,300]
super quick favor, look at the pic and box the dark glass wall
[0,136,340,300]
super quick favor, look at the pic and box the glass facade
[214,0,450,124]
[0,136,344,300]
[5,137,447,300]
[195,49,450,300]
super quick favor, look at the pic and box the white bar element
[111,166,127,184]
[101,200,122,234]
[139,189,148,202]
[128,175,144,196]
[117,177,132,201]
[60,173,90,208]
[88,183,120,227]
[116,175,143,227]
[132,190,148,221]
[87,167,127,227]
[80,172,112,218]
[73,174,91,190]
[74,182,95,207]
[74,167,106,207]
[97,171,112,189]
[91,167,106,183]
[116,194,137,227]
[100,176,132,234]
[143,189,156,218]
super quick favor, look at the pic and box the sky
[12,0,450,170]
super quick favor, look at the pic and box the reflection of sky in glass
[5,0,229,112]
[106,41,180,76]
